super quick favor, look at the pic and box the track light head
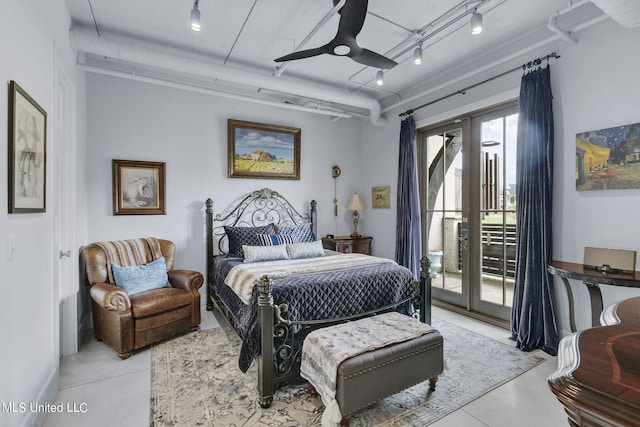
[413,46,423,65]
[471,9,483,35]
[191,0,201,31]
[376,70,384,86]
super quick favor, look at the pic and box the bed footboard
[256,257,433,408]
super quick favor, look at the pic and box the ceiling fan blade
[350,47,398,69]
[337,0,368,38]
[274,46,330,63]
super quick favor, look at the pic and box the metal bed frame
[204,188,432,407]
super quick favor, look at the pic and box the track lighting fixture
[471,9,483,35]
[191,0,201,32]
[376,69,384,86]
[413,46,423,65]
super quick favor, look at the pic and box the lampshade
[471,10,483,35]
[376,70,384,86]
[346,193,365,211]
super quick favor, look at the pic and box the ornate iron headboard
[205,188,317,255]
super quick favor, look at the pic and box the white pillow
[242,244,289,263]
[286,241,325,259]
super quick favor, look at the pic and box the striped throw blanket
[224,253,395,305]
[95,238,163,284]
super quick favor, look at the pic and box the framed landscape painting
[112,159,166,215]
[228,119,301,180]
[8,81,47,213]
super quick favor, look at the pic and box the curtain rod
[399,52,560,118]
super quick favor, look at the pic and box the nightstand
[321,235,372,255]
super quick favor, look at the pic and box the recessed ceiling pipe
[77,63,353,119]
[69,27,387,126]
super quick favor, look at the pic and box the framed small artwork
[228,119,301,180]
[576,122,640,191]
[112,159,166,215]
[8,81,47,213]
[372,185,390,209]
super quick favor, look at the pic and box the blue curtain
[396,115,421,278]
[510,65,559,355]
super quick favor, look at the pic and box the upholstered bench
[301,312,444,427]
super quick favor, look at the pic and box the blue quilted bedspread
[212,251,417,372]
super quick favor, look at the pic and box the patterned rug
[150,318,544,426]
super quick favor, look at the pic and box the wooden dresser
[548,296,640,426]
[321,235,372,255]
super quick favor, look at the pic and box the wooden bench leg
[429,375,438,392]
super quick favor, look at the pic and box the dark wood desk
[548,296,640,426]
[548,261,640,332]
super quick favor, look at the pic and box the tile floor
[43,305,568,427]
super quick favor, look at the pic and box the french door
[419,102,518,320]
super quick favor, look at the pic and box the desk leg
[585,283,604,327]
[560,277,577,333]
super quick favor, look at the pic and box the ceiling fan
[274,0,398,69]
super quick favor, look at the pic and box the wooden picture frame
[371,185,390,209]
[228,119,301,180]
[8,81,47,213]
[112,159,166,215]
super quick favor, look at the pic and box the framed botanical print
[112,159,166,215]
[371,185,390,209]
[8,81,47,213]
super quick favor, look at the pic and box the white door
[54,60,78,356]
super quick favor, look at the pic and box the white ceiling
[64,0,609,122]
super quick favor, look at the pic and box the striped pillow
[257,234,299,246]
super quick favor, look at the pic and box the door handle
[59,250,71,259]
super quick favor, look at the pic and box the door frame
[54,54,79,356]
[418,100,518,320]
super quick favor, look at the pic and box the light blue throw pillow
[112,257,169,296]
[286,241,325,259]
[243,244,289,263]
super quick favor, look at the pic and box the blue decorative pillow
[276,223,315,243]
[257,233,299,246]
[286,241,325,259]
[224,224,275,257]
[111,257,169,296]
[243,244,289,263]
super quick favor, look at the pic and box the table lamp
[346,193,365,237]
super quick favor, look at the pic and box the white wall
[360,19,640,338]
[0,1,86,427]
[85,74,364,278]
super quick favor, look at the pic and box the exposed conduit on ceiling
[590,0,640,27]
[69,27,388,126]
[383,2,609,114]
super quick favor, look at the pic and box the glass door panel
[421,124,465,307]
[476,109,518,318]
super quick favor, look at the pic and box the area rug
[150,318,544,426]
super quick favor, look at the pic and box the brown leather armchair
[81,238,203,359]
